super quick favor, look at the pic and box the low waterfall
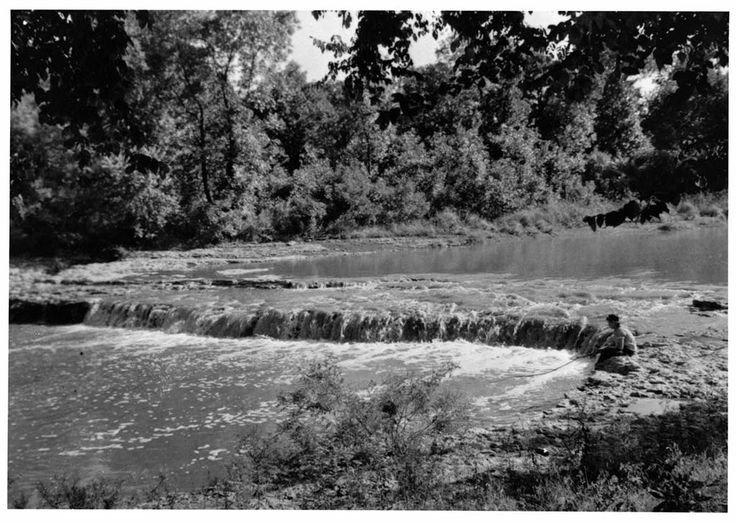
[77,299,604,352]
[10,296,605,352]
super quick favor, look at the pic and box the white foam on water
[80,444,124,451]
[14,325,262,355]
[154,423,200,433]
[207,448,228,461]
[13,327,595,409]
[9,324,582,375]
[90,422,135,441]
[331,339,580,378]
[502,356,595,397]
[59,450,86,457]
[216,268,271,276]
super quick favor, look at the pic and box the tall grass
[677,191,727,220]
[340,197,613,240]
[337,189,727,241]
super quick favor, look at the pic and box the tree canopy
[9,10,729,256]
[313,11,728,123]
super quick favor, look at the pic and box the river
[8,325,592,491]
[7,226,728,493]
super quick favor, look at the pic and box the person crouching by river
[594,314,637,362]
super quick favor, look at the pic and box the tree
[10,96,178,255]
[252,62,313,173]
[643,67,728,191]
[313,11,728,124]
[142,11,297,205]
[11,10,151,156]
[594,72,649,159]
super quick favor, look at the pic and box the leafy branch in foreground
[226,358,470,508]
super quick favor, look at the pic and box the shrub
[320,161,381,231]
[36,475,122,509]
[431,209,465,233]
[498,219,525,236]
[373,178,430,224]
[8,478,30,509]
[676,201,698,220]
[270,193,326,239]
[699,204,723,218]
[480,397,729,512]
[518,210,536,228]
[463,213,495,231]
[144,473,178,509]
[227,358,469,509]
[389,221,436,237]
[646,446,727,512]
[535,220,554,234]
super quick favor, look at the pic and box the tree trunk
[197,101,213,204]
[220,77,236,183]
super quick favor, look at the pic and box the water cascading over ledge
[9,297,605,351]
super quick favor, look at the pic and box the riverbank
[10,189,727,279]
[7,221,728,510]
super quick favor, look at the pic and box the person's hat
[606,314,620,322]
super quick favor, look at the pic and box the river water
[7,226,728,493]
[203,227,728,284]
[8,325,592,491]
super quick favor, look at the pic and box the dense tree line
[10,11,728,256]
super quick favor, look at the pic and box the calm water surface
[225,227,727,284]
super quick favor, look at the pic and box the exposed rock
[595,355,642,375]
[586,373,622,387]
[9,298,91,325]
[691,299,727,311]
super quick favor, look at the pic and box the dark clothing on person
[597,346,636,363]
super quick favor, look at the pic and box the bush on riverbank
[208,367,727,511]
[26,475,123,509]
[679,191,728,219]
[183,368,727,511]
[336,189,729,243]
[472,397,728,512]
[222,358,471,509]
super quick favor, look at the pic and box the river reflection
[237,227,727,284]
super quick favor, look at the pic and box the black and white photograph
[3,2,730,512]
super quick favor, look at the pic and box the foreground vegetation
[10,360,727,511]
